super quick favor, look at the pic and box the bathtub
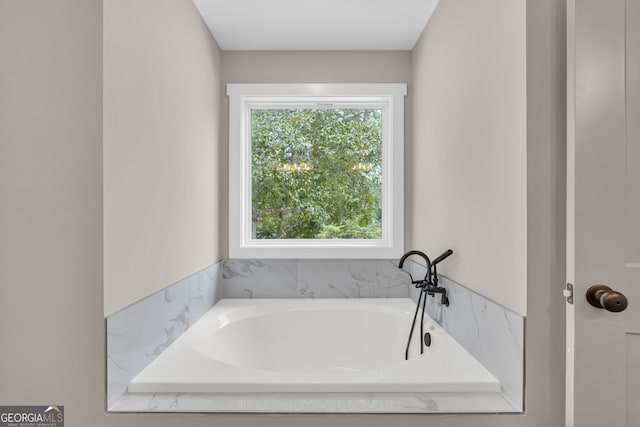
[128,298,500,394]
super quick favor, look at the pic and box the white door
[567,0,640,426]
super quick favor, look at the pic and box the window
[228,84,406,258]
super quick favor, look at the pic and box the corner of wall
[103,0,224,315]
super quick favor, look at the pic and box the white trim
[228,83,406,259]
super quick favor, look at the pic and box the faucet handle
[407,273,428,288]
[441,292,450,306]
[414,280,428,289]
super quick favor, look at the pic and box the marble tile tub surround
[221,259,410,299]
[404,259,525,410]
[108,258,523,412]
[106,262,221,409]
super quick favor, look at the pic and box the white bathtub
[128,298,500,394]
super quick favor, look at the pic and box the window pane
[251,108,383,239]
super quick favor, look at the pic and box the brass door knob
[586,285,628,312]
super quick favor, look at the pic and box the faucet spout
[398,250,432,287]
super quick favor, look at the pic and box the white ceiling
[192,0,440,51]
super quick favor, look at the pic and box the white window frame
[227,83,406,259]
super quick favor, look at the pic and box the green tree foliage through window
[251,108,383,239]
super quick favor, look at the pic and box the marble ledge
[109,392,520,413]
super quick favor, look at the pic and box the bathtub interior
[199,304,410,373]
[127,299,502,395]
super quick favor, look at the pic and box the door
[567,0,640,426]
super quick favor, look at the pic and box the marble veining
[222,259,298,298]
[221,259,411,299]
[107,262,221,409]
[374,260,411,297]
[297,260,376,298]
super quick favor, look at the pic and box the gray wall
[524,0,567,422]
[103,0,223,315]
[0,0,565,426]
[0,0,104,423]
[410,0,527,315]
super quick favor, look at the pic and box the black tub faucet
[398,249,454,360]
